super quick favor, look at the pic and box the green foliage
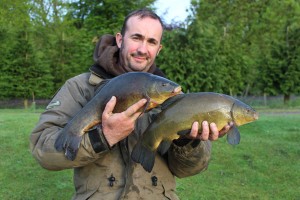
[66,0,156,37]
[0,0,156,99]
[253,0,300,98]
[0,27,54,99]
[158,0,256,95]
[157,0,300,99]
[0,0,300,101]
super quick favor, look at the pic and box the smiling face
[116,16,163,72]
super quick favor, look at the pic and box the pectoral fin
[226,125,240,145]
[142,97,151,113]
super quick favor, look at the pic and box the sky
[154,0,191,23]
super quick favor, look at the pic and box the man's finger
[130,111,144,121]
[201,121,209,140]
[209,122,219,140]
[124,99,147,117]
[102,96,117,119]
[189,121,199,139]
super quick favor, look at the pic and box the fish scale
[131,92,259,172]
[54,72,182,160]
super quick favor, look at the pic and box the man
[30,9,231,199]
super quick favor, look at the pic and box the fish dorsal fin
[161,94,185,110]
[94,79,111,94]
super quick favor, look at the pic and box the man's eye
[149,40,157,45]
[132,37,140,41]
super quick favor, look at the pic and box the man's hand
[101,96,147,147]
[188,121,234,141]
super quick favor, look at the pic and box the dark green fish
[131,92,259,172]
[55,72,182,160]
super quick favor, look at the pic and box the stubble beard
[119,44,151,72]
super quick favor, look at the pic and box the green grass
[0,109,73,200]
[176,112,300,200]
[0,109,299,199]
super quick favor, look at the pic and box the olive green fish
[55,72,182,160]
[131,92,259,172]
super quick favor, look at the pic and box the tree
[158,0,259,95]
[66,0,156,34]
[3,29,53,101]
[257,0,300,103]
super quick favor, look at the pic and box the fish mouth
[254,112,259,120]
[172,86,182,95]
[147,86,182,109]
[146,86,181,110]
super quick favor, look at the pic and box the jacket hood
[90,34,158,78]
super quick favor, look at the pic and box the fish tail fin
[157,140,172,155]
[227,125,240,145]
[54,132,82,161]
[54,134,63,152]
[131,142,155,172]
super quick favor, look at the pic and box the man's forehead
[125,16,163,39]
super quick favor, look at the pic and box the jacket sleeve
[167,139,211,178]
[30,73,108,171]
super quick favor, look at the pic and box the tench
[131,92,259,172]
[55,72,182,160]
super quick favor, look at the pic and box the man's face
[116,16,163,72]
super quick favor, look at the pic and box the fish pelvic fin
[131,142,155,173]
[54,131,82,161]
[157,140,172,155]
[177,129,191,136]
[226,125,240,145]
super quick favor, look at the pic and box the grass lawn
[0,109,299,199]
[176,112,300,200]
[0,109,73,200]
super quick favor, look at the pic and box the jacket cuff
[88,125,110,153]
[173,137,201,148]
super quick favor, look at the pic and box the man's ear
[115,33,122,48]
[157,45,163,56]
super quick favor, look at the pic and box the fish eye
[162,83,168,86]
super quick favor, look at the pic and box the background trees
[159,0,300,100]
[0,0,299,104]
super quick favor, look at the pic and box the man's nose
[137,42,147,54]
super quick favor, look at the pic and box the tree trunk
[263,93,267,106]
[243,84,250,97]
[24,99,28,109]
[31,91,36,111]
[283,94,290,104]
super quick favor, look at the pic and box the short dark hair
[120,8,164,36]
